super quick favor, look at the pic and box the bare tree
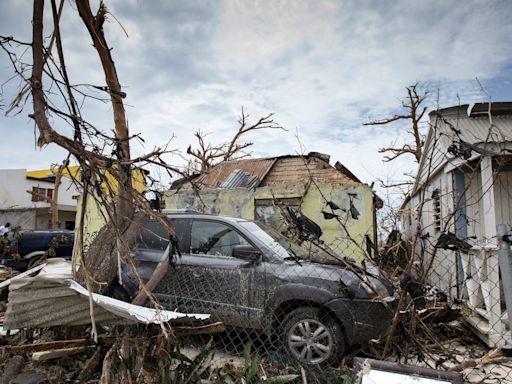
[186,109,284,172]
[0,1,194,380]
[0,0,189,298]
[365,84,428,163]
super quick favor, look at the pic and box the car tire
[280,306,345,365]
[27,255,44,269]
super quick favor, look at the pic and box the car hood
[273,260,386,299]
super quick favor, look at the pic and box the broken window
[254,197,301,231]
[31,187,54,202]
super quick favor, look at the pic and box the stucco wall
[165,183,375,261]
[0,169,78,209]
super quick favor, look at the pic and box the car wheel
[27,256,44,269]
[280,307,345,365]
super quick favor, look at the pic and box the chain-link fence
[126,211,396,380]
[125,208,512,383]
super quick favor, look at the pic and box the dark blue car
[1,230,74,270]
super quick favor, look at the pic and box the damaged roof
[192,157,276,189]
[175,153,360,190]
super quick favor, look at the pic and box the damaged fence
[121,205,509,383]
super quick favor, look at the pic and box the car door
[128,219,187,295]
[157,219,264,329]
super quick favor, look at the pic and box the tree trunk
[75,211,148,293]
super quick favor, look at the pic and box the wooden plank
[480,156,497,243]
[0,263,46,290]
[32,346,88,361]
[174,321,225,337]
[131,259,168,306]
[4,336,114,353]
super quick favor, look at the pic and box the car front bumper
[326,291,400,347]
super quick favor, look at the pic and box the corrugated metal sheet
[4,259,209,330]
[438,115,512,146]
[194,158,277,189]
[219,169,262,189]
[413,107,512,194]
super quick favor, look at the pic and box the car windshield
[238,221,311,260]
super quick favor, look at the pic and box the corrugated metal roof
[177,154,361,190]
[193,158,277,189]
[218,169,258,189]
[412,107,512,195]
[434,115,512,147]
[3,259,209,330]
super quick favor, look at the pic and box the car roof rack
[161,209,205,214]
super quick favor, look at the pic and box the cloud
[0,0,511,191]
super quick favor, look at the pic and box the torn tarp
[3,259,209,330]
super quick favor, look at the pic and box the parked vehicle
[1,230,74,271]
[123,212,398,365]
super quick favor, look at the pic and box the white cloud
[0,0,511,193]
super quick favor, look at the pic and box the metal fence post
[498,223,512,335]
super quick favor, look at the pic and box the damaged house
[400,102,512,348]
[166,153,382,261]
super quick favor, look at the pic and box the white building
[401,102,512,348]
[0,168,79,230]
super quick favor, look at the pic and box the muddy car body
[124,212,398,364]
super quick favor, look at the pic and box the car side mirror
[232,245,261,261]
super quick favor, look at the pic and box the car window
[190,220,250,257]
[137,219,187,251]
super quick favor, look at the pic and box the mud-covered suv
[124,212,398,365]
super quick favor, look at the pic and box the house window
[31,187,54,202]
[254,197,301,230]
[432,189,441,232]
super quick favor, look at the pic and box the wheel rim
[287,318,333,364]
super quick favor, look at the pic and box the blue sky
[1,0,511,193]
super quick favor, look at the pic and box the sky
[1,0,512,196]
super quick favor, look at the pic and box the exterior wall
[0,169,53,209]
[73,168,148,250]
[0,209,37,229]
[165,183,375,261]
[494,170,512,227]
[402,166,512,295]
[401,169,459,294]
[0,169,79,230]
[74,195,108,250]
[0,169,78,209]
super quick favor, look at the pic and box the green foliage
[161,338,214,384]
[158,339,354,384]
[47,234,67,257]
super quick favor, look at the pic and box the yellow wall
[74,168,148,250]
[165,183,375,261]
